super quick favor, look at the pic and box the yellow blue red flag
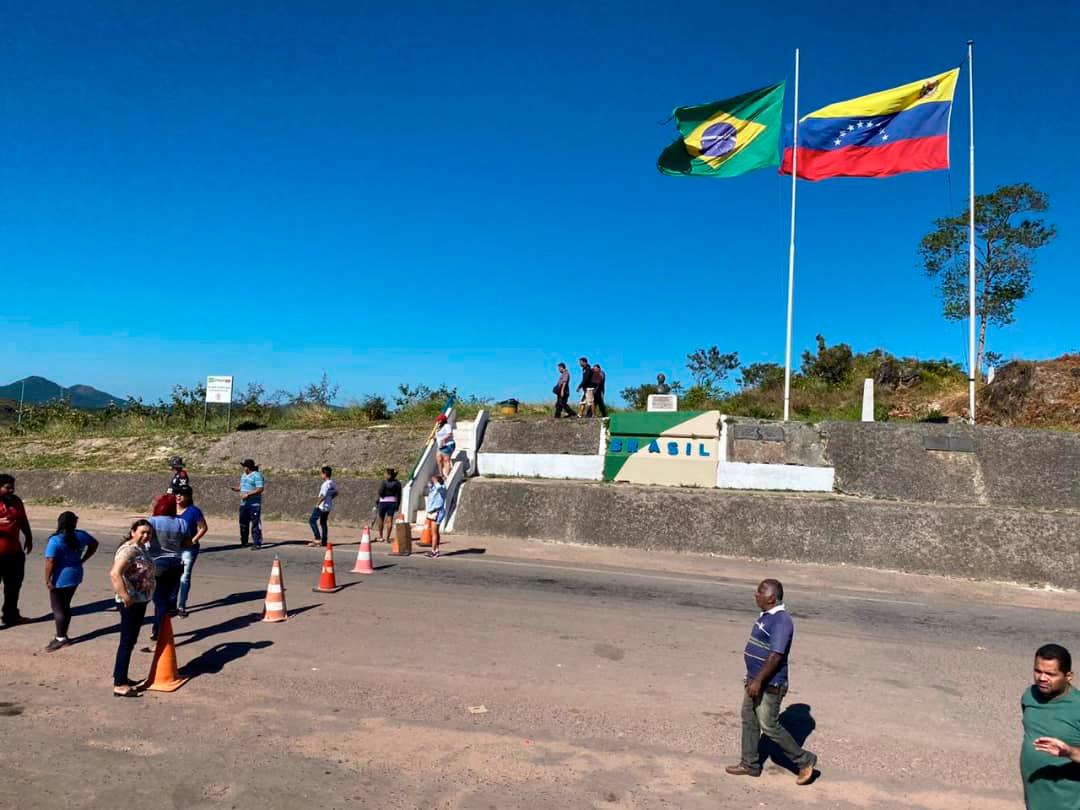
[781,68,960,181]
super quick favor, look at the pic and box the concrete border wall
[12,470,382,527]
[821,422,1080,510]
[452,478,1080,587]
[479,419,602,455]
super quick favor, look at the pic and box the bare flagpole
[783,48,800,422]
[967,40,977,424]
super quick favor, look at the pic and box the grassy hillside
[2,353,1076,443]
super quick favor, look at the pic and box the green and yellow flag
[657,81,785,178]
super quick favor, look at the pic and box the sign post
[205,376,234,432]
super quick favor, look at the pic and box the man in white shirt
[307,466,337,548]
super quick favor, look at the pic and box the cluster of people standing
[0,469,208,697]
[0,423,455,695]
[553,356,607,418]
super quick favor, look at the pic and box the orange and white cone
[313,543,343,593]
[143,614,189,692]
[351,526,375,574]
[418,518,433,547]
[263,555,288,622]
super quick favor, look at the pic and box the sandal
[112,686,139,698]
[306,541,321,548]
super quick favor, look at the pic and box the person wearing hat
[230,459,265,549]
[166,456,189,494]
[375,468,402,543]
[435,414,455,478]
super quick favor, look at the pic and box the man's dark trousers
[554,393,575,418]
[740,685,816,772]
[239,501,263,547]
[593,390,608,417]
[0,552,25,625]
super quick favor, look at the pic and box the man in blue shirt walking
[231,459,265,549]
[726,579,817,785]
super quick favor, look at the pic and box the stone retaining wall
[453,478,1080,588]
[13,470,383,527]
[821,422,1080,510]
[480,418,602,455]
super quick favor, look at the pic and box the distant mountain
[0,376,125,410]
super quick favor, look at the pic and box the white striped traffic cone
[351,526,375,575]
[263,556,288,622]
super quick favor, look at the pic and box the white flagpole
[783,48,800,422]
[967,40,977,424]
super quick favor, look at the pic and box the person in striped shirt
[725,578,817,785]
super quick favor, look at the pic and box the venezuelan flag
[781,68,959,181]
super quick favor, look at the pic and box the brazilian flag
[658,82,785,178]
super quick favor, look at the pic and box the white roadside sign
[205,376,234,404]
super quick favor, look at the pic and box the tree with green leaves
[800,335,852,387]
[620,378,684,410]
[739,362,785,391]
[686,346,739,397]
[920,183,1055,379]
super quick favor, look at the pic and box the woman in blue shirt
[42,511,99,652]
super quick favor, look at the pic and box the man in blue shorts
[435,414,455,478]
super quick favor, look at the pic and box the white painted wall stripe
[715,461,835,492]
[476,452,603,481]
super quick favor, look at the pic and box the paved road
[1,507,1071,809]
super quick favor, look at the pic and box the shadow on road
[261,540,311,551]
[443,548,486,557]
[175,603,323,647]
[72,597,121,617]
[199,541,310,554]
[761,702,817,776]
[197,543,247,555]
[312,581,361,593]
[188,590,265,614]
[182,640,273,679]
[174,611,264,646]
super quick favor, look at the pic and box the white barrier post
[861,379,874,422]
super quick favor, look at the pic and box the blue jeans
[239,501,262,547]
[740,684,815,771]
[309,509,329,544]
[178,545,199,610]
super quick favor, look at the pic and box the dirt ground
[1,505,1072,809]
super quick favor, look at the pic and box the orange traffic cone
[313,543,343,593]
[143,613,189,692]
[263,555,288,622]
[351,526,375,574]
[418,518,433,547]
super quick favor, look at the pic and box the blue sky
[4,1,1077,405]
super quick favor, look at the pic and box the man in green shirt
[1021,643,1080,809]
